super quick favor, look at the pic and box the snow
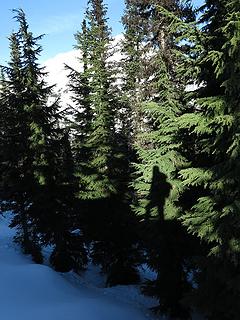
[0,213,157,320]
[43,34,124,111]
[0,212,204,320]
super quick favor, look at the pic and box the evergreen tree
[0,9,87,271]
[121,0,193,144]
[16,9,88,272]
[81,0,118,200]
[11,9,59,264]
[68,0,141,285]
[177,0,240,318]
[0,30,43,262]
[120,0,144,146]
[67,17,93,200]
[67,19,92,157]
[130,1,199,318]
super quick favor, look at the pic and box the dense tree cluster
[0,0,240,319]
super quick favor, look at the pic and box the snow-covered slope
[43,34,124,109]
[0,213,156,320]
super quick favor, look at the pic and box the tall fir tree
[120,0,144,146]
[0,9,87,271]
[177,0,240,318]
[68,0,141,286]
[17,9,87,272]
[0,29,43,262]
[129,1,200,318]
[82,0,118,200]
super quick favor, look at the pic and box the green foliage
[177,0,240,318]
[70,0,120,200]
[68,0,141,286]
[0,1,240,318]
[129,1,199,318]
[0,9,84,270]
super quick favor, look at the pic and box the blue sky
[0,0,204,64]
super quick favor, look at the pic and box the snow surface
[0,212,204,320]
[0,213,157,320]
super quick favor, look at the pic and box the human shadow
[143,166,191,319]
[145,165,172,221]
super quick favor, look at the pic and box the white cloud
[44,49,81,89]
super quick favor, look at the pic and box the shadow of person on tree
[145,165,172,221]
[142,166,191,320]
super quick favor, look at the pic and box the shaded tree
[178,1,240,318]
[68,0,141,285]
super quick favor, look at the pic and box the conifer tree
[0,30,43,262]
[68,0,141,285]
[16,9,87,272]
[130,1,198,318]
[11,9,59,264]
[177,0,240,318]
[81,0,118,200]
[0,9,87,271]
[120,0,144,146]
[67,17,93,198]
[121,0,191,143]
